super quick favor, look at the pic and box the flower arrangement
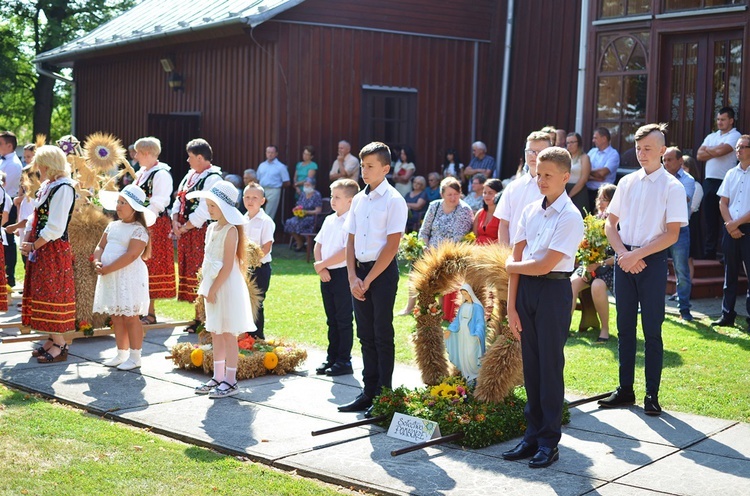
[412,298,441,319]
[169,336,307,379]
[292,206,306,218]
[576,213,609,268]
[398,232,425,264]
[371,376,570,449]
[77,320,94,337]
[462,231,476,244]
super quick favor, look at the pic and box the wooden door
[659,31,742,156]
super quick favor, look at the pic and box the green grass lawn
[0,385,347,496]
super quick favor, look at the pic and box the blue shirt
[257,158,290,188]
[674,168,696,206]
[586,145,620,190]
[467,155,497,178]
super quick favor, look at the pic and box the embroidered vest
[179,171,221,217]
[35,183,76,242]
[137,165,168,212]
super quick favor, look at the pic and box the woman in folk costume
[171,138,222,333]
[21,145,77,362]
[132,136,175,325]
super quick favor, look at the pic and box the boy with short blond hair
[314,178,360,376]
[339,142,407,416]
[242,182,275,339]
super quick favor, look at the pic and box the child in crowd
[339,142,407,417]
[191,180,255,398]
[93,185,156,371]
[503,147,584,468]
[0,173,9,311]
[313,178,360,377]
[242,183,275,339]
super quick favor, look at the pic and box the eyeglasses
[524,149,540,156]
[565,141,578,145]
[736,145,750,151]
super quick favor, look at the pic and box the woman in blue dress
[284,177,322,251]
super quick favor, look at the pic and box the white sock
[129,349,142,364]
[225,367,237,385]
[104,349,129,366]
[117,349,129,360]
[213,360,226,383]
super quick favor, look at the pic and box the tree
[0,0,135,141]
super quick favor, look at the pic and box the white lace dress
[197,223,255,335]
[93,221,150,317]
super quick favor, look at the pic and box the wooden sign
[387,413,441,444]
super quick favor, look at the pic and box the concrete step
[667,275,748,300]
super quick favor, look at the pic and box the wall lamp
[160,56,184,91]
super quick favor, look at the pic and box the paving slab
[617,450,750,496]
[586,483,674,495]
[280,432,605,496]
[0,349,87,372]
[569,401,735,448]
[686,422,750,460]
[116,394,377,461]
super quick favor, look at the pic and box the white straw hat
[187,180,247,225]
[99,184,157,227]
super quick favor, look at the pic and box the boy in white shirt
[313,178,360,377]
[503,147,584,468]
[242,183,275,339]
[339,142,407,417]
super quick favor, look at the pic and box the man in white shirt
[257,145,290,221]
[586,127,620,212]
[600,124,687,416]
[0,131,23,287]
[712,134,750,327]
[697,107,741,260]
[495,131,550,246]
[329,140,360,183]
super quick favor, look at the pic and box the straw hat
[99,185,157,227]
[187,180,247,225]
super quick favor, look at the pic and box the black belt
[531,271,572,280]
[356,260,376,269]
[623,244,641,250]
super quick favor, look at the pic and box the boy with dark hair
[314,178,360,377]
[339,142,407,416]
[503,146,584,468]
[599,123,687,416]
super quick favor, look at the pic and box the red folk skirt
[177,224,207,302]
[0,244,6,312]
[22,239,76,333]
[145,214,176,299]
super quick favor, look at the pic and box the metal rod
[311,415,387,436]
[566,392,611,408]
[390,432,465,457]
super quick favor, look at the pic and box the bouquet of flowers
[576,213,609,268]
[398,231,425,264]
[292,206,305,218]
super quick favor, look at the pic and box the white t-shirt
[702,128,741,180]
[315,210,349,269]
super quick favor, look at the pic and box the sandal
[31,338,53,357]
[208,381,239,398]
[184,320,201,334]
[37,343,68,363]
[140,313,157,325]
[594,336,610,344]
[195,378,220,395]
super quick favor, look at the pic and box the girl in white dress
[189,180,255,398]
[93,185,156,371]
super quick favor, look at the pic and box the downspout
[495,0,514,178]
[574,0,590,134]
[34,62,76,135]
[471,41,479,142]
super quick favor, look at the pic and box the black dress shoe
[315,362,332,375]
[364,405,375,418]
[325,362,354,377]
[711,315,736,327]
[598,386,635,408]
[529,446,559,468]
[644,393,662,416]
[501,440,538,460]
[338,393,372,412]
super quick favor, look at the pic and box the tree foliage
[0,0,135,143]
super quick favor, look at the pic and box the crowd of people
[1,106,748,469]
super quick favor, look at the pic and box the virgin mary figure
[444,283,486,381]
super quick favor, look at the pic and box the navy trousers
[321,267,354,365]
[517,276,571,449]
[720,225,750,320]
[614,249,668,395]
[249,262,271,338]
[352,258,398,399]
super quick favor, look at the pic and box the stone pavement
[1,305,749,495]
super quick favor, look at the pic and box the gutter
[495,0,514,178]
[35,62,77,135]
[574,0,590,135]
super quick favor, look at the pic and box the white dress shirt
[516,192,584,273]
[135,162,173,215]
[345,180,407,262]
[608,166,688,247]
[243,207,276,264]
[35,178,76,242]
[0,152,23,197]
[257,159,290,188]
[494,172,543,245]
[702,128,741,180]
[315,210,350,269]
[330,153,360,182]
[171,166,222,228]
[718,164,750,221]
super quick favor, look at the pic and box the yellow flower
[263,351,279,370]
[190,348,204,367]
